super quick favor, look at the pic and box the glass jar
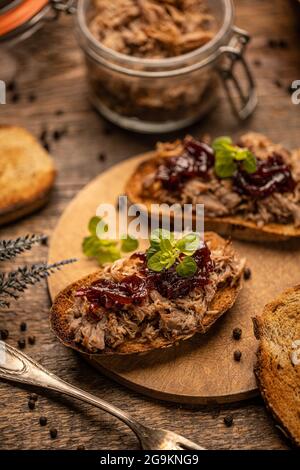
[76,0,257,133]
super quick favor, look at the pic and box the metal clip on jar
[75,0,257,133]
[0,0,75,44]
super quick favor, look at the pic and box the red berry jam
[76,243,214,309]
[234,154,295,198]
[156,138,214,191]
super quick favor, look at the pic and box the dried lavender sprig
[0,258,77,307]
[0,235,48,261]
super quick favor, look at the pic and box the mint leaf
[176,257,197,277]
[121,235,139,253]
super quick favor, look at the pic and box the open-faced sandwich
[51,231,245,355]
[253,285,300,447]
[126,133,300,241]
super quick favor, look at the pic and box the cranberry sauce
[146,243,214,300]
[156,138,214,191]
[234,154,295,199]
[76,274,148,310]
[76,243,214,310]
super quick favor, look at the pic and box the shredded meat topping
[89,0,216,58]
[141,133,300,228]
[68,240,244,352]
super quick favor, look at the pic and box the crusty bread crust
[125,154,300,242]
[51,232,243,356]
[0,126,56,225]
[253,285,300,447]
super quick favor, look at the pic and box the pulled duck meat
[142,133,300,228]
[69,239,244,352]
[89,0,216,58]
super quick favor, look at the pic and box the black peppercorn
[40,129,48,142]
[243,268,251,280]
[7,80,17,93]
[28,335,36,345]
[233,327,242,340]
[39,416,47,426]
[28,93,37,103]
[20,322,27,332]
[30,393,38,402]
[234,350,242,362]
[18,338,26,349]
[0,329,9,340]
[50,428,58,439]
[11,93,20,103]
[224,415,234,427]
[273,79,282,89]
[98,152,107,163]
[28,400,35,410]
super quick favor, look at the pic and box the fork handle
[0,341,141,434]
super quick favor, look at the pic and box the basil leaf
[147,251,165,272]
[88,216,102,236]
[176,256,197,277]
[121,235,139,253]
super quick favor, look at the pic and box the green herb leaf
[147,229,200,278]
[176,233,200,255]
[147,251,165,272]
[97,246,121,265]
[88,216,102,236]
[212,136,257,178]
[176,257,197,277]
[121,235,139,253]
[150,228,173,249]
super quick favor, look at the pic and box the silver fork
[0,341,205,450]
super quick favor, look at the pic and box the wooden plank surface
[0,0,299,449]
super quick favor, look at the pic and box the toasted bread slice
[253,286,300,447]
[125,137,300,242]
[0,126,56,225]
[51,232,244,356]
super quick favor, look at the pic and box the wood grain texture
[47,154,300,405]
[0,0,299,450]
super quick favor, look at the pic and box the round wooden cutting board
[48,153,300,404]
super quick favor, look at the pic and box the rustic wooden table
[0,0,299,450]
